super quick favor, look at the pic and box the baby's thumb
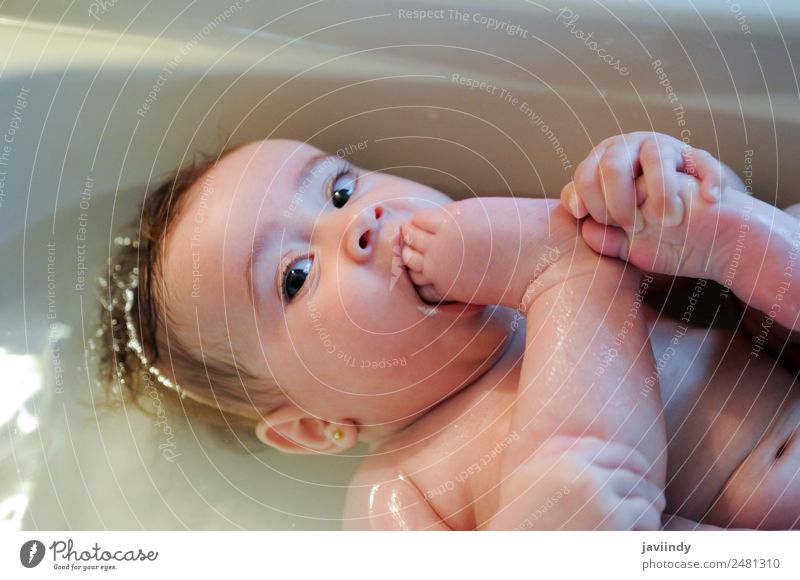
[581,218,630,261]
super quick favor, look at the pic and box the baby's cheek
[337,286,406,332]
[342,298,409,336]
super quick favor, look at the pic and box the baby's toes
[401,244,426,274]
[401,245,433,287]
[407,267,432,288]
[401,222,433,253]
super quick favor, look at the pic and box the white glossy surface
[1,0,798,530]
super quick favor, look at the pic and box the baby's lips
[397,224,419,272]
[393,226,404,258]
[398,223,415,258]
[399,222,412,245]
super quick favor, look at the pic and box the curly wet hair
[95,144,285,435]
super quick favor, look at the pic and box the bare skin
[344,304,800,529]
[564,133,800,529]
[343,135,800,530]
[398,197,668,530]
[156,136,799,529]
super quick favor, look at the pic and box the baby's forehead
[160,141,324,348]
[184,139,323,229]
[211,139,325,188]
[169,137,327,274]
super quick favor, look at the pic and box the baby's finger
[598,142,642,227]
[560,181,589,219]
[629,499,664,531]
[569,438,651,478]
[581,218,631,262]
[640,140,683,226]
[400,222,432,253]
[681,147,723,202]
[678,173,702,207]
[597,442,651,479]
[610,470,666,513]
[572,149,611,223]
[401,244,425,273]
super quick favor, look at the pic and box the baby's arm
[342,461,453,530]
[483,436,665,530]
[402,198,667,529]
[494,231,667,529]
[562,132,800,335]
[344,435,664,530]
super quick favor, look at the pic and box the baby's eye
[283,256,312,300]
[331,172,356,208]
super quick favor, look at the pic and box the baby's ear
[255,406,358,454]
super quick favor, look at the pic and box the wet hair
[96,143,285,435]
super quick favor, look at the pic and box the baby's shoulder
[341,335,523,530]
[342,391,516,530]
[341,437,456,530]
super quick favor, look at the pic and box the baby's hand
[561,132,748,280]
[561,131,743,228]
[486,436,665,530]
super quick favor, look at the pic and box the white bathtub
[1,0,799,530]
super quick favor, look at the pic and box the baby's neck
[362,309,524,452]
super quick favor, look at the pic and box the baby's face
[163,140,514,430]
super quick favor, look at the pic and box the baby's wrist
[709,188,769,288]
[723,162,747,193]
[712,190,800,331]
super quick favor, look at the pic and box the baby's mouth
[394,225,455,306]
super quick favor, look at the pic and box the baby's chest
[404,375,519,529]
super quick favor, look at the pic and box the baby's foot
[400,197,593,312]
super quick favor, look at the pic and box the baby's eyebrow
[244,151,333,310]
[295,152,336,191]
[245,228,275,311]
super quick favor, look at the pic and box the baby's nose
[344,204,385,263]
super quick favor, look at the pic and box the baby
[102,132,800,530]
